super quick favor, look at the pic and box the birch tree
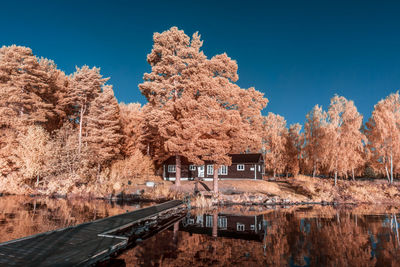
[17,126,52,187]
[262,113,288,178]
[365,92,400,183]
[326,95,366,185]
[285,123,303,177]
[304,105,328,178]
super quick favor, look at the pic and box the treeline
[0,27,399,196]
[264,93,400,185]
[0,45,153,195]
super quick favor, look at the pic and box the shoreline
[1,175,400,207]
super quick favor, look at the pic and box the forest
[1,26,399,197]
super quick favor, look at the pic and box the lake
[0,196,399,266]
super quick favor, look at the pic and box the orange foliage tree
[303,105,329,178]
[325,95,366,185]
[85,85,123,174]
[119,102,144,157]
[139,27,267,191]
[64,65,108,154]
[262,112,288,177]
[285,123,303,177]
[365,92,400,183]
[0,45,66,176]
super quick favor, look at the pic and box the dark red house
[162,153,264,181]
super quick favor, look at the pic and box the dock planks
[0,199,184,266]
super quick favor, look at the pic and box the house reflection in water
[179,212,266,241]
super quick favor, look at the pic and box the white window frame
[237,223,245,231]
[206,215,213,227]
[258,165,261,172]
[196,215,204,226]
[189,165,196,171]
[250,224,255,230]
[168,165,176,173]
[218,165,228,175]
[218,216,227,229]
[237,164,245,171]
[207,165,214,175]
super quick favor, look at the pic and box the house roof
[164,153,263,164]
[230,153,263,164]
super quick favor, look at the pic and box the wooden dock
[0,199,186,267]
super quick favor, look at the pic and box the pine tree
[139,27,267,190]
[119,102,144,157]
[64,65,108,154]
[85,85,122,173]
[0,45,66,175]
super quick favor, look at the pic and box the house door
[198,165,204,177]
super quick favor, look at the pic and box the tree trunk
[173,221,179,244]
[175,155,181,187]
[273,170,276,178]
[97,163,101,180]
[352,168,355,181]
[212,210,218,238]
[78,104,85,155]
[194,177,199,195]
[385,164,391,184]
[395,214,400,247]
[35,174,40,187]
[390,152,394,184]
[313,163,316,178]
[213,164,219,193]
[334,170,337,186]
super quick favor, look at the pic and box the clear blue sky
[2,0,400,126]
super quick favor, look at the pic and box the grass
[191,194,214,209]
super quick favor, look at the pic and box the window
[207,165,214,175]
[237,223,245,231]
[218,165,228,175]
[168,165,176,173]
[258,165,261,172]
[218,217,227,229]
[196,215,204,226]
[237,164,245,171]
[250,224,255,230]
[206,215,213,227]
[188,218,195,224]
[189,165,196,171]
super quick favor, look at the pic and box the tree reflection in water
[1,196,400,266]
[118,205,400,267]
[0,195,150,243]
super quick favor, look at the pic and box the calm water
[0,196,399,266]
[0,195,151,243]
[118,206,400,267]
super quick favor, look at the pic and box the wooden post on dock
[173,221,179,244]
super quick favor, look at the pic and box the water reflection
[0,195,151,243]
[118,205,400,266]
